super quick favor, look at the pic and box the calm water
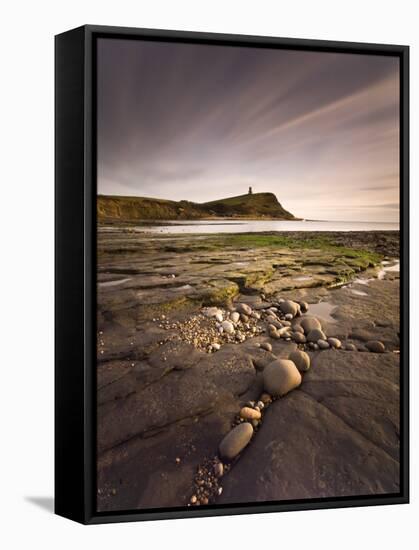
[107,219,399,234]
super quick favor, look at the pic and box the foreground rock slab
[219,351,400,504]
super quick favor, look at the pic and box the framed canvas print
[55,25,409,524]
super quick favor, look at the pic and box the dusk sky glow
[97,38,400,222]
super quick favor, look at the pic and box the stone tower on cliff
[248,186,253,195]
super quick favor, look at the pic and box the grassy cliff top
[97,192,297,223]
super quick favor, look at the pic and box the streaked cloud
[97,39,399,222]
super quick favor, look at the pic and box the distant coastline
[97,191,300,223]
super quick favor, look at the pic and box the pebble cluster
[185,298,388,506]
[154,306,263,353]
[187,349,305,506]
[154,314,223,352]
[153,298,387,356]
[255,298,386,354]
[188,396,272,507]
[188,456,229,506]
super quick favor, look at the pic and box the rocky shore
[96,230,400,512]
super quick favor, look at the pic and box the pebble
[307,328,327,342]
[204,307,221,318]
[260,393,272,404]
[268,328,281,340]
[292,332,306,344]
[241,314,249,323]
[251,312,261,320]
[328,337,342,349]
[366,340,386,353]
[214,462,224,478]
[211,343,221,351]
[190,495,197,504]
[289,350,310,372]
[266,315,278,324]
[317,339,330,349]
[299,301,309,313]
[218,423,254,461]
[279,300,299,317]
[215,312,223,323]
[284,313,294,321]
[260,342,273,352]
[263,359,302,397]
[236,303,252,316]
[300,317,322,334]
[345,343,357,351]
[230,312,240,324]
[293,324,305,334]
[240,407,262,420]
[221,320,235,334]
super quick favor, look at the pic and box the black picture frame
[55,24,409,525]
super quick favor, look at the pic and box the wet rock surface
[96,230,400,511]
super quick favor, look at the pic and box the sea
[102,219,399,234]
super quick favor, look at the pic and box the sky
[97,38,400,222]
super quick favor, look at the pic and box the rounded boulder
[307,328,327,342]
[236,303,252,316]
[317,339,330,350]
[292,324,305,334]
[221,320,235,334]
[366,340,386,353]
[279,300,300,317]
[289,350,311,372]
[230,312,240,324]
[240,407,261,420]
[263,359,302,397]
[345,343,357,351]
[260,342,273,352]
[218,422,254,461]
[328,337,342,349]
[300,317,322,334]
[299,301,309,313]
[292,332,306,344]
